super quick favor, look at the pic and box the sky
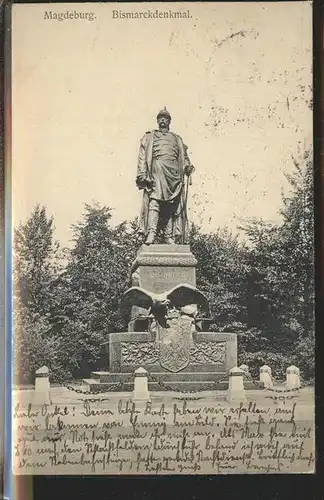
[11,2,312,246]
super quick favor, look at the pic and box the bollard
[260,365,273,389]
[296,367,301,387]
[227,367,247,403]
[34,366,51,405]
[239,364,250,376]
[286,365,300,390]
[133,367,150,402]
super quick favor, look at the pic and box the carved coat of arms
[156,312,194,372]
[122,284,210,373]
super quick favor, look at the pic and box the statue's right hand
[136,175,147,189]
[145,179,154,189]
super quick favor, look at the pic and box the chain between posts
[56,373,134,400]
[244,372,314,394]
[54,372,314,402]
[148,372,230,400]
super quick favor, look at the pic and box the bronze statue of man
[136,108,195,245]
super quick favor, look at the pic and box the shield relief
[157,313,195,372]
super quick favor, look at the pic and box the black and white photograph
[11,1,314,475]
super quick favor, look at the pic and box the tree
[280,150,314,337]
[13,206,68,382]
[55,203,142,378]
[238,150,314,378]
[14,205,62,318]
[189,224,247,332]
[280,150,315,377]
[13,299,62,384]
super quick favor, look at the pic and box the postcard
[10,1,314,475]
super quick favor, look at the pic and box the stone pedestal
[83,243,243,393]
[128,244,198,329]
[83,331,238,392]
[108,331,237,373]
[131,244,197,294]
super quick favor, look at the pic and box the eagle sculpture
[122,284,210,318]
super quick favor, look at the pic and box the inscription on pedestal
[139,266,196,294]
[132,244,198,294]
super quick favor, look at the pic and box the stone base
[83,371,228,392]
[108,331,237,373]
[84,331,266,393]
[84,331,242,392]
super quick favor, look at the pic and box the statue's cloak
[136,131,190,242]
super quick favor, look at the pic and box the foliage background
[13,152,314,384]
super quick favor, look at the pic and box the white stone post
[286,365,300,390]
[227,367,247,403]
[133,367,150,402]
[239,364,250,376]
[259,365,273,389]
[34,366,51,405]
[296,367,301,387]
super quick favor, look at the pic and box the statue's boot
[164,217,175,245]
[145,209,159,245]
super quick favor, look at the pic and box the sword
[185,171,192,205]
[182,171,192,244]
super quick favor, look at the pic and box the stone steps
[90,371,228,383]
[82,373,264,393]
[82,379,225,393]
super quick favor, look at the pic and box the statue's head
[157,107,171,131]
